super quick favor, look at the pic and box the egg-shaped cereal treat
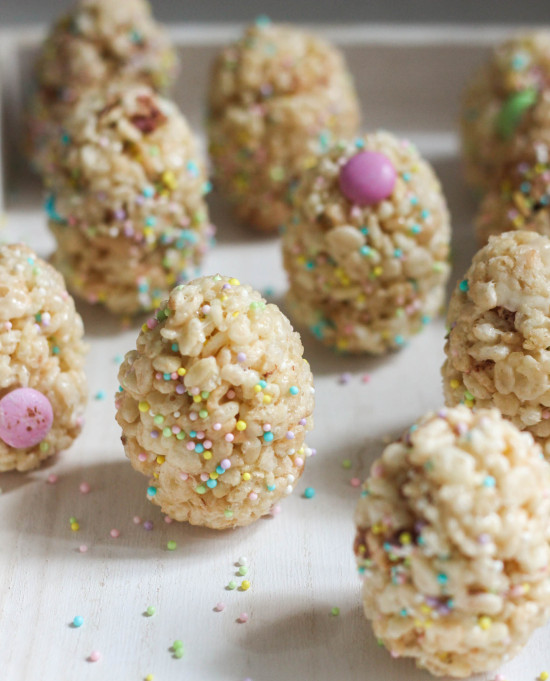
[354,406,550,677]
[115,275,315,529]
[0,244,87,472]
[282,132,451,354]
[208,18,360,232]
[461,31,550,192]
[442,230,550,457]
[46,84,214,316]
[27,0,178,175]
[475,141,550,244]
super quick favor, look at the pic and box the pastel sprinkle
[459,279,469,292]
[88,651,101,663]
[238,612,249,623]
[289,386,299,395]
[330,607,340,616]
[241,580,251,591]
[79,482,90,494]
[227,581,237,590]
[146,606,156,616]
[167,541,177,551]
[110,528,120,538]
[72,616,84,628]
[215,602,225,612]
[303,487,316,499]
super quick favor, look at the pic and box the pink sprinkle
[361,374,371,383]
[189,412,198,421]
[138,453,147,462]
[179,472,189,481]
[164,516,173,524]
[543,410,550,420]
[294,457,304,467]
[372,464,384,478]
[286,431,294,440]
[170,372,178,380]
[204,439,212,449]
[133,516,141,524]
[213,422,222,431]
[110,529,120,538]
[201,305,210,314]
[146,318,157,330]
[249,492,258,501]
[225,433,234,442]
[171,425,181,434]
[215,602,225,612]
[196,431,205,440]
[79,482,90,494]
[4,321,12,330]
[494,676,506,681]
[191,387,200,396]
[350,478,361,487]
[47,474,58,484]
[143,521,153,530]
[79,545,88,553]
[186,442,195,451]
[271,504,282,516]
[220,459,231,470]
[155,373,162,380]
[176,385,185,394]
[200,473,209,481]
[263,423,271,432]
[88,651,101,663]
[227,390,236,399]
[299,418,307,426]
[238,613,249,623]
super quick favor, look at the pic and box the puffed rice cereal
[115,275,314,529]
[354,406,550,677]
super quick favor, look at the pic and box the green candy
[496,88,538,139]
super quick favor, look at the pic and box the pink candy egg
[0,387,53,448]
[339,151,397,205]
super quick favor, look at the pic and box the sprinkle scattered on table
[304,487,315,499]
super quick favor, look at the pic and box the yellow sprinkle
[220,294,228,302]
[254,385,262,393]
[242,472,251,481]
[399,532,412,545]
[241,580,250,591]
[138,401,150,412]
[210,471,218,480]
[141,323,148,332]
[478,616,492,630]
[262,395,272,405]
[357,544,366,554]
[162,170,177,189]
[145,675,154,681]
[420,605,432,615]
[424,620,433,629]
[232,311,240,317]
[156,456,165,464]
[336,338,348,351]
[413,619,423,628]
[539,672,549,681]
[193,395,202,403]
[465,400,474,409]
[373,266,383,277]
[522,583,531,593]
[177,368,186,376]
[229,278,240,285]
[372,523,385,535]
[153,473,159,479]
[236,420,247,431]
[449,379,459,390]
[203,451,212,460]
[71,522,79,531]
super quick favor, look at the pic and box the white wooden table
[1,24,549,681]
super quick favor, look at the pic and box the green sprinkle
[154,414,164,425]
[174,648,184,659]
[40,441,49,452]
[227,580,237,590]
[146,606,156,616]
[330,607,340,616]
[342,459,352,469]
[238,566,248,576]
[173,640,184,650]
[224,509,234,518]
[167,540,177,551]
[196,485,207,494]
[464,391,474,401]
[496,88,538,139]
[162,427,172,438]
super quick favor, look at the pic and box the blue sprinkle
[195,444,205,454]
[437,573,448,584]
[171,343,179,352]
[206,479,217,488]
[95,390,106,400]
[402,172,411,182]
[145,216,157,227]
[289,386,299,395]
[360,226,369,235]
[163,373,171,381]
[410,196,419,206]
[255,14,271,27]
[400,608,408,617]
[421,209,430,219]
[202,181,213,195]
[263,432,274,443]
[360,245,371,256]
[393,248,402,258]
[72,616,84,628]
[520,181,531,194]
[483,475,496,488]
[258,380,267,389]
[459,279,469,292]
[216,466,225,475]
[44,194,66,224]
[61,133,71,146]
[354,138,365,149]
[147,486,157,497]
[303,487,315,499]
[410,224,422,234]
[189,431,197,438]
[142,186,155,198]
[394,335,405,346]
[266,484,276,491]
[186,160,199,177]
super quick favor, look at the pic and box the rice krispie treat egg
[282,132,451,354]
[46,84,214,316]
[208,18,360,232]
[475,141,550,244]
[27,0,177,175]
[0,244,87,472]
[354,406,550,677]
[442,230,550,456]
[115,275,315,529]
[461,31,550,192]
